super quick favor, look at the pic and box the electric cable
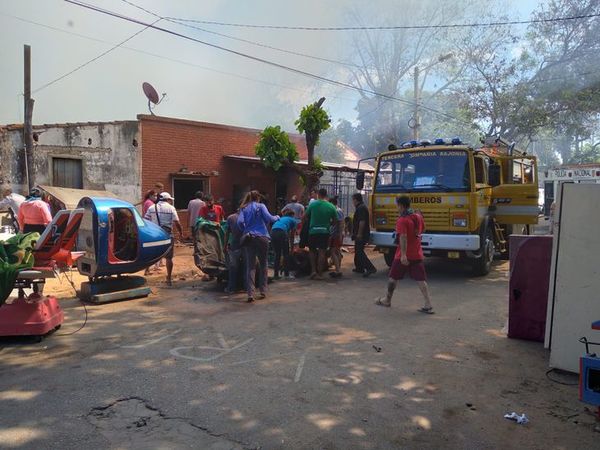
[1,13,355,103]
[166,13,600,31]
[54,267,88,336]
[119,0,360,69]
[11,9,594,89]
[32,17,161,94]
[64,0,471,126]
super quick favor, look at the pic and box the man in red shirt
[198,194,225,224]
[375,195,433,313]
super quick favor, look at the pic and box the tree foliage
[254,125,299,171]
[340,0,600,159]
[568,143,600,164]
[295,98,331,196]
[295,97,331,165]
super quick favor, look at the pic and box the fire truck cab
[362,137,539,276]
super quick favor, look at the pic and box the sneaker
[257,293,266,300]
[247,297,254,303]
[286,275,295,280]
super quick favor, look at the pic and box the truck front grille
[422,210,450,228]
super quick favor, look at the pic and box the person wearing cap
[0,188,25,231]
[144,192,183,286]
[18,187,52,234]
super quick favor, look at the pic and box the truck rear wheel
[384,248,396,267]
[472,227,494,276]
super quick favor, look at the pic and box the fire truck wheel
[384,248,396,267]
[472,227,494,276]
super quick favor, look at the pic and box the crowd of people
[0,183,434,313]
[140,184,433,312]
[0,187,52,234]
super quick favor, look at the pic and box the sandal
[418,307,434,314]
[375,297,391,307]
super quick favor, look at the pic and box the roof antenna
[142,82,166,115]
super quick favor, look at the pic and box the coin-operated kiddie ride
[0,208,84,339]
[75,197,172,303]
[580,321,600,421]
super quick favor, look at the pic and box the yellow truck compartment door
[491,157,539,225]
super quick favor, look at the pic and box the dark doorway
[172,177,207,210]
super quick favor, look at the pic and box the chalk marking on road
[121,329,182,349]
[294,353,307,383]
[217,333,229,349]
[170,338,254,362]
[223,351,302,367]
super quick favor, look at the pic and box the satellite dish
[142,82,166,115]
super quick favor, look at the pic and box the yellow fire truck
[357,137,539,275]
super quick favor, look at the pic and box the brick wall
[139,115,309,234]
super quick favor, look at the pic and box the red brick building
[139,115,308,229]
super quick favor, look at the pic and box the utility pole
[413,66,420,141]
[24,44,35,191]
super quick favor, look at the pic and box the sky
[0,0,542,132]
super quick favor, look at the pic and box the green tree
[295,97,331,196]
[254,125,299,171]
[568,143,600,164]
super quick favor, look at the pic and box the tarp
[38,185,119,210]
[0,233,38,306]
[193,218,226,276]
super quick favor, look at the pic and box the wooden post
[24,45,35,191]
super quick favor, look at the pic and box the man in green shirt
[305,188,338,280]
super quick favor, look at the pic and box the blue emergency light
[434,138,446,145]
[451,137,463,145]
[420,139,432,146]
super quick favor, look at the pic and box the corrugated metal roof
[38,185,120,209]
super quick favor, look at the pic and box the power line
[119,0,359,68]
[64,0,470,125]
[9,10,596,92]
[32,18,160,94]
[166,12,600,31]
[1,12,355,103]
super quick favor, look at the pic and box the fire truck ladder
[493,220,507,254]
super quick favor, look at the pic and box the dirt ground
[0,244,598,449]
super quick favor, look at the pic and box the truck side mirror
[356,171,365,191]
[489,164,501,187]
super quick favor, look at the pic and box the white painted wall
[0,121,140,205]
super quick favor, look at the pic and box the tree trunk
[302,97,327,202]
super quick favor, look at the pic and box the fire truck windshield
[375,149,471,193]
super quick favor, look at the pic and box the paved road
[0,248,596,449]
